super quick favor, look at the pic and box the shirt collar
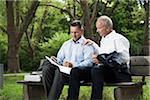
[102,30,116,39]
[71,36,86,44]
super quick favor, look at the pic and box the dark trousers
[42,60,69,100]
[67,67,92,100]
[91,65,132,100]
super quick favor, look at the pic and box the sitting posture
[42,20,94,100]
[86,15,132,100]
[67,16,131,100]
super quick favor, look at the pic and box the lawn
[0,75,149,100]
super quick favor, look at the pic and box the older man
[85,15,132,100]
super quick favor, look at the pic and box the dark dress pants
[42,60,69,100]
[67,67,92,100]
[91,65,132,100]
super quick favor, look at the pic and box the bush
[0,33,7,66]
[38,32,70,58]
[122,29,144,56]
[19,32,70,71]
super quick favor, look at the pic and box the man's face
[70,26,83,41]
[96,21,108,37]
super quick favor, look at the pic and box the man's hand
[51,56,57,62]
[92,54,100,64]
[63,61,73,68]
[84,39,94,45]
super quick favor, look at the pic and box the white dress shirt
[57,36,94,68]
[93,30,130,65]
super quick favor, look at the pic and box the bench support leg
[23,84,29,100]
[114,85,143,100]
[23,84,45,100]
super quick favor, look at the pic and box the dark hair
[70,20,82,28]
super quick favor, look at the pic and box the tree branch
[40,3,75,19]
[80,0,90,19]
[15,1,19,27]
[17,0,39,43]
[36,6,48,42]
[25,31,34,57]
[75,0,80,4]
[90,0,99,23]
[15,1,20,36]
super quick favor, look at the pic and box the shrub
[19,32,70,71]
[0,33,7,66]
[38,32,70,58]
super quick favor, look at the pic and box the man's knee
[91,66,104,79]
[91,67,101,74]
[70,67,80,76]
[42,62,55,75]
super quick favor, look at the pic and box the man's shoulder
[62,39,72,46]
[112,32,128,40]
[83,44,95,52]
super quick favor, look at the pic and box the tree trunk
[6,0,20,72]
[6,0,39,72]
[143,1,149,55]
[80,0,92,38]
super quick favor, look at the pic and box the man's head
[70,20,84,41]
[96,15,113,37]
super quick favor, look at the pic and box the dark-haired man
[42,20,94,100]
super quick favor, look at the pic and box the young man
[42,20,94,100]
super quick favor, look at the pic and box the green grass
[0,76,150,100]
[60,86,115,100]
[143,80,150,100]
[0,76,23,100]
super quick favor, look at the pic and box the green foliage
[0,0,146,72]
[0,1,6,31]
[124,30,144,55]
[19,32,70,71]
[110,0,145,55]
[143,80,150,100]
[0,33,7,64]
[19,34,38,71]
[38,32,70,57]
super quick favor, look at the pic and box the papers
[24,74,41,82]
[45,56,71,75]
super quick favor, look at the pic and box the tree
[6,0,39,72]
[40,0,121,43]
[140,0,149,55]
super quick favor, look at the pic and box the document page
[45,56,71,74]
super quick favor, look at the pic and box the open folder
[45,56,71,75]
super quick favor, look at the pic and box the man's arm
[84,39,100,54]
[57,43,66,65]
[114,38,130,63]
[75,45,95,68]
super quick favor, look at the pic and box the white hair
[97,15,113,29]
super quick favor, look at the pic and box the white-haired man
[87,15,131,100]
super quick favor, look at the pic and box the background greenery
[0,0,149,100]
[0,0,147,72]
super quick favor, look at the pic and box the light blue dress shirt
[57,36,94,68]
